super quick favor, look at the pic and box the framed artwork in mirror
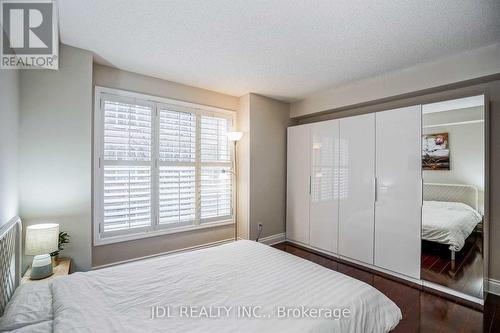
[422,133,450,170]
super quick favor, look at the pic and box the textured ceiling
[59,0,500,102]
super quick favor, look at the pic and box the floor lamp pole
[233,140,238,241]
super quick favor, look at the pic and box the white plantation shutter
[200,115,232,222]
[95,89,234,243]
[158,166,196,225]
[200,115,230,162]
[103,100,152,161]
[103,166,151,231]
[200,166,232,220]
[101,97,153,233]
[158,106,198,227]
[159,106,196,162]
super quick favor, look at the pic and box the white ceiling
[59,0,500,102]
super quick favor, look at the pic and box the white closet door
[338,114,375,264]
[309,120,339,253]
[375,105,422,279]
[286,125,311,244]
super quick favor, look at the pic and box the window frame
[93,86,236,246]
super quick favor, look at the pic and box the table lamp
[25,223,59,279]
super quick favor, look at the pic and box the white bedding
[422,201,482,252]
[48,240,400,332]
[0,283,53,332]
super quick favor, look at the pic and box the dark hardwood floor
[421,233,483,298]
[273,242,500,333]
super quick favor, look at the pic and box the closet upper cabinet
[374,106,422,279]
[338,114,376,264]
[286,124,311,245]
[309,120,340,253]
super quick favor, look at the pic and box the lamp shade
[25,223,59,255]
[227,131,243,142]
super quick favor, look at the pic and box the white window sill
[94,219,235,246]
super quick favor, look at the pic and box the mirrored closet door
[420,95,486,299]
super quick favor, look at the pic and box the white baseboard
[488,278,500,296]
[258,233,286,245]
[92,238,234,270]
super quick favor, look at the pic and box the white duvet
[422,201,482,252]
[46,240,400,333]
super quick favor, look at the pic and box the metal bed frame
[423,183,480,262]
[0,216,22,315]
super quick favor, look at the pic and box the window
[94,87,234,244]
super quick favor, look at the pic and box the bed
[422,183,482,259]
[0,218,401,333]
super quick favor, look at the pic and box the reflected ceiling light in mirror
[422,95,484,114]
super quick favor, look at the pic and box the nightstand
[21,257,71,284]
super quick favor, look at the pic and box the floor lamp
[227,131,243,241]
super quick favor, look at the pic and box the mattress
[422,201,482,252]
[45,240,401,332]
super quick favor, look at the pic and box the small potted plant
[50,231,70,266]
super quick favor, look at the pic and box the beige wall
[236,94,250,239]
[248,94,289,240]
[93,64,238,111]
[293,78,500,282]
[92,225,234,267]
[0,70,19,226]
[236,94,290,241]
[19,45,93,271]
[92,64,239,267]
[291,43,500,118]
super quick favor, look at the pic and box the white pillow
[0,283,53,332]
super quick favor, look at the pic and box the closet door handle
[374,177,378,202]
[309,175,312,195]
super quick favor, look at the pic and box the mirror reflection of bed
[420,96,485,299]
